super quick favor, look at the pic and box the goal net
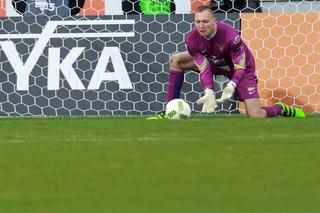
[0,0,319,116]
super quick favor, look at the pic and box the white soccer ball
[165,99,191,120]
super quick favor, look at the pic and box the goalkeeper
[148,5,304,119]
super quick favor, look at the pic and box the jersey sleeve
[194,54,214,91]
[229,34,247,86]
[185,35,197,57]
[185,33,214,91]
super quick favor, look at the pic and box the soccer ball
[165,99,191,119]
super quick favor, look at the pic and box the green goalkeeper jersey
[139,0,172,14]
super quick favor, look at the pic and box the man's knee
[170,51,195,70]
[169,53,182,70]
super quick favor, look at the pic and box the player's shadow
[267,89,312,112]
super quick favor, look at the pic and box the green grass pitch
[0,115,319,213]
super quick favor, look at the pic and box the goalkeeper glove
[216,81,236,103]
[196,88,218,113]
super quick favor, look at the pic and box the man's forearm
[231,69,245,86]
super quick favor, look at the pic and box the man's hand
[196,89,218,113]
[216,81,236,103]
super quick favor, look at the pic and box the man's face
[195,10,216,38]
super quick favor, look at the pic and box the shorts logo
[247,87,256,95]
[234,35,241,44]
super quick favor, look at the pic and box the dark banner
[0,14,240,116]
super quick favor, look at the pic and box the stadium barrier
[1,0,192,17]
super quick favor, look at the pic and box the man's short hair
[195,5,214,14]
[195,5,216,19]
